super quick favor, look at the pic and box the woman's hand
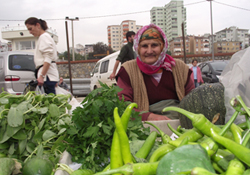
[37,75,45,86]
[147,113,170,121]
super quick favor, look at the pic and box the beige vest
[122,59,189,111]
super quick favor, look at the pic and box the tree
[87,42,114,60]
[58,51,84,61]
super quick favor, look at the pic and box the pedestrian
[109,31,136,80]
[116,24,195,121]
[58,77,69,91]
[190,59,204,88]
[25,17,59,94]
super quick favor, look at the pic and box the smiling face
[25,23,42,37]
[138,39,163,65]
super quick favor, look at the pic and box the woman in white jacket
[25,17,59,94]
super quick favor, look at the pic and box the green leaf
[8,143,15,155]
[58,128,67,135]
[42,130,56,141]
[49,104,60,118]
[102,125,111,135]
[26,142,36,154]
[36,144,43,158]
[7,106,23,127]
[51,135,65,152]
[0,97,9,104]
[19,138,27,155]
[36,107,48,114]
[83,126,99,138]
[6,125,22,138]
[16,101,29,113]
[12,130,27,140]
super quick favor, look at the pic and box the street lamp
[65,17,79,61]
[207,0,214,61]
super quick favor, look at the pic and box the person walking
[109,31,136,80]
[190,59,204,88]
[25,17,59,94]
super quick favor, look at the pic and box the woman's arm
[37,62,50,86]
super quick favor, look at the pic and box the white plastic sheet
[220,47,250,124]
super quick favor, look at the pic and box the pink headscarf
[134,24,176,74]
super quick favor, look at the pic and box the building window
[16,41,35,50]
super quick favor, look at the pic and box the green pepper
[238,121,248,130]
[149,144,176,163]
[225,158,245,175]
[110,103,138,171]
[113,107,133,164]
[212,162,224,174]
[167,123,182,136]
[199,137,219,157]
[94,162,159,175]
[210,128,250,167]
[168,128,203,147]
[191,167,218,175]
[211,149,235,171]
[243,169,250,175]
[162,107,233,140]
[230,123,242,144]
[135,131,158,159]
[144,121,171,144]
[234,96,250,129]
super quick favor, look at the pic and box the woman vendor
[116,24,195,121]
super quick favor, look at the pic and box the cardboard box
[143,119,180,136]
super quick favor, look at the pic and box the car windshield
[9,54,35,72]
[210,61,228,72]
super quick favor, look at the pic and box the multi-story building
[150,0,186,43]
[107,20,142,51]
[209,26,249,52]
[0,40,12,52]
[84,44,94,55]
[193,35,210,55]
[169,34,209,56]
[1,25,58,53]
[75,44,85,56]
[213,41,241,53]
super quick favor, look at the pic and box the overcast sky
[0,0,250,53]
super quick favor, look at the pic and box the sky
[0,0,250,53]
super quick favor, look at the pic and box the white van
[90,51,121,91]
[0,51,36,95]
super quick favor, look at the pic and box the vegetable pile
[0,82,150,174]
[0,90,72,164]
[89,95,250,175]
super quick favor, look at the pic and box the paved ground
[75,97,85,103]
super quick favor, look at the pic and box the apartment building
[107,20,142,51]
[209,26,249,52]
[169,34,209,56]
[213,41,241,53]
[150,0,186,42]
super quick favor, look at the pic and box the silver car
[0,51,36,95]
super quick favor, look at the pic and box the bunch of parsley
[65,82,150,172]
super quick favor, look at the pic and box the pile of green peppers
[80,95,250,175]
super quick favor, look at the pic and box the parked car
[0,51,36,95]
[90,51,120,91]
[198,60,229,83]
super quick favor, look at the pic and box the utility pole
[65,21,73,95]
[181,22,187,63]
[65,17,79,61]
[207,0,214,61]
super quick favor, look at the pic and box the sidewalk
[75,97,85,103]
